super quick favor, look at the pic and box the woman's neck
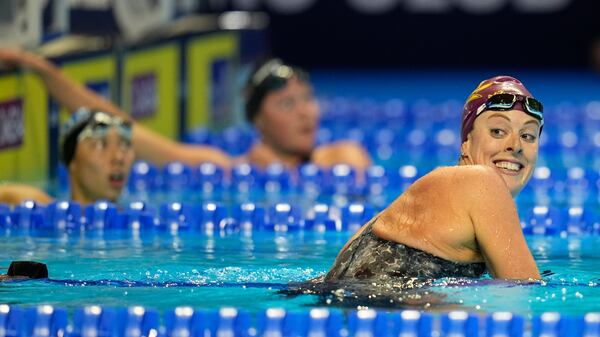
[253,141,311,169]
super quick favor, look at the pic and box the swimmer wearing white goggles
[75,110,133,151]
[60,108,135,204]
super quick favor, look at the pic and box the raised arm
[0,48,232,169]
[465,166,541,280]
[0,184,53,206]
[0,48,127,118]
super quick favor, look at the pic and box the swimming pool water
[2,230,599,316]
[4,71,600,333]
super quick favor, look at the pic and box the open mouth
[109,173,126,187]
[494,160,522,173]
[301,126,315,134]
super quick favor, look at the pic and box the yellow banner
[60,55,117,124]
[0,72,48,182]
[186,32,239,130]
[122,43,179,138]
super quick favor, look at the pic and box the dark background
[262,1,600,69]
[65,0,600,70]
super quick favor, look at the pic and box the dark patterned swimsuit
[325,217,487,281]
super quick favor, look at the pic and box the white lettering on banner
[405,0,451,13]
[347,0,397,14]
[514,0,571,13]
[68,0,575,15]
[455,0,506,14]
[69,0,112,10]
[176,0,202,13]
[265,0,317,14]
[0,99,24,150]
[344,0,572,14]
[208,0,230,11]
[131,73,157,119]
[232,0,262,11]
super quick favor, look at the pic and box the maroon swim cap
[461,75,539,143]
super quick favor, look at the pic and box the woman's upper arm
[465,168,540,280]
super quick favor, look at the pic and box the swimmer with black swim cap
[59,108,135,204]
[242,58,371,173]
[0,108,135,205]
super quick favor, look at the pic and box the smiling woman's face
[461,109,541,196]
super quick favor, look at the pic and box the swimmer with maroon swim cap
[458,75,543,197]
[461,75,544,143]
[317,75,543,286]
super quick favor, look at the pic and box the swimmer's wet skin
[280,217,486,310]
[325,217,486,281]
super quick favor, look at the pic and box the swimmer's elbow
[489,265,541,281]
[494,273,542,282]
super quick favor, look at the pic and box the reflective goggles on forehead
[251,59,308,91]
[77,112,132,143]
[476,93,544,126]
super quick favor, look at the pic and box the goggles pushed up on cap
[77,111,132,144]
[245,59,309,121]
[476,93,544,126]
[250,59,308,89]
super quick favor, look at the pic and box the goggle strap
[476,103,487,116]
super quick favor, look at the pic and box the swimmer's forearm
[19,51,128,119]
[0,184,53,206]
[132,125,232,169]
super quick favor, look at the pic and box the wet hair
[244,58,309,122]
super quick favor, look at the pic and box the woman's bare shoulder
[419,165,505,189]
[423,165,502,183]
[316,140,364,151]
[313,141,371,169]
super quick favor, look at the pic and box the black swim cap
[244,58,309,122]
[59,108,96,165]
[59,108,133,165]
